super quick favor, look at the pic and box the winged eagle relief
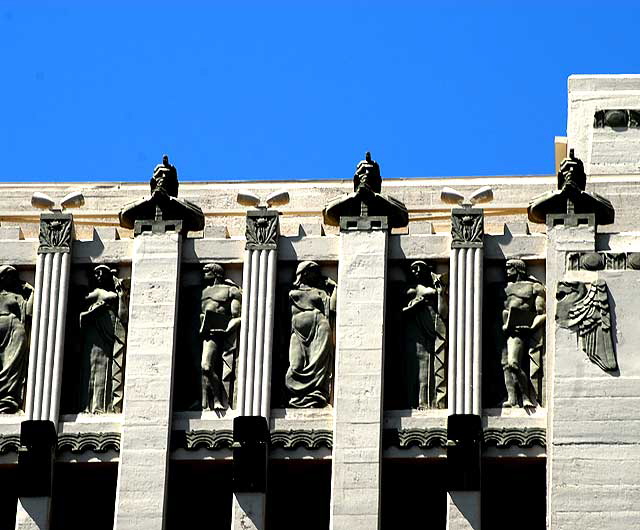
[556,280,618,372]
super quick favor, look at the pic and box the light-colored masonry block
[568,75,640,175]
[446,492,480,530]
[15,497,51,530]
[547,225,640,529]
[113,232,182,530]
[232,493,266,530]
[330,229,388,530]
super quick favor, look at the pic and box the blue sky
[1,1,640,182]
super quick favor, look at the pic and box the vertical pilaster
[330,216,388,530]
[113,221,182,530]
[446,208,484,530]
[232,208,279,530]
[16,213,73,530]
[545,216,596,530]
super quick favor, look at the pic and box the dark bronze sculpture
[119,155,205,232]
[528,150,614,225]
[402,261,447,409]
[79,266,128,413]
[556,280,617,372]
[322,152,409,228]
[285,261,337,408]
[0,266,33,414]
[200,263,242,411]
[501,260,546,408]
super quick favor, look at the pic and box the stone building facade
[1,75,639,529]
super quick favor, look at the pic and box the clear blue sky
[2,1,640,182]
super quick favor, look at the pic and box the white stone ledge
[58,413,122,433]
[172,408,334,432]
[383,408,546,430]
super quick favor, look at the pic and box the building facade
[1,75,639,529]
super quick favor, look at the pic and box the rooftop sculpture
[119,155,205,232]
[322,152,409,228]
[528,150,615,225]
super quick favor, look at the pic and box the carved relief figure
[528,150,614,226]
[79,266,128,414]
[286,261,337,408]
[119,155,205,232]
[200,263,242,411]
[501,260,546,408]
[151,154,179,197]
[556,280,617,372]
[0,266,33,413]
[402,261,447,409]
[322,152,409,228]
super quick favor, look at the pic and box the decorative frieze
[0,432,120,454]
[594,109,640,128]
[567,251,640,271]
[383,427,447,449]
[383,427,546,449]
[171,429,333,450]
[0,434,20,454]
[483,427,546,448]
[56,432,120,453]
[270,429,332,449]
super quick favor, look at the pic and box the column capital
[38,212,73,254]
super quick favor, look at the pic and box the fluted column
[16,212,74,530]
[232,208,280,530]
[446,207,484,530]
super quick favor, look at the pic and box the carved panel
[171,429,332,450]
[57,432,121,453]
[382,427,546,449]
[0,432,121,454]
[0,434,20,454]
[567,251,640,271]
[483,427,546,448]
[594,109,640,128]
[246,209,279,250]
[556,280,618,372]
[270,429,333,449]
[39,213,72,254]
[451,208,483,248]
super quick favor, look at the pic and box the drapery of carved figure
[402,261,447,409]
[501,260,546,408]
[200,263,242,411]
[79,266,128,414]
[285,261,337,408]
[0,265,33,414]
[556,280,617,372]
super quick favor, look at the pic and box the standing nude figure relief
[501,260,546,408]
[200,263,242,411]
